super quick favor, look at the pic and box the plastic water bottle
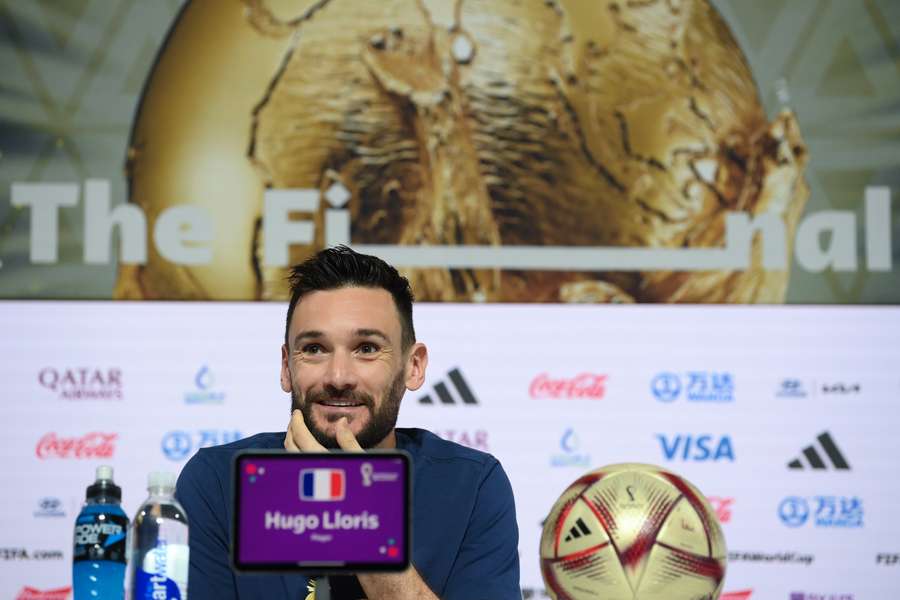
[73,465,129,600]
[127,471,190,600]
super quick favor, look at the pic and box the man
[176,246,521,599]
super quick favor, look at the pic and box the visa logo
[657,434,735,462]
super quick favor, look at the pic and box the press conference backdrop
[2,303,899,599]
[2,1,900,599]
[1,0,898,303]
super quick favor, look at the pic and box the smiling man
[176,246,521,600]
[283,283,420,452]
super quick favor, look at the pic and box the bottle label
[73,512,128,563]
[133,541,189,600]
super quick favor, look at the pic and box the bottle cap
[86,464,121,502]
[148,471,177,493]
[96,465,114,481]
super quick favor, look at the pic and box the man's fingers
[287,409,326,452]
[335,418,363,452]
[284,411,361,453]
[283,421,299,452]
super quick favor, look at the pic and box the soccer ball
[540,463,726,599]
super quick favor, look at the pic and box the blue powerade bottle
[73,465,129,600]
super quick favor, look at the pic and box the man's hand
[357,565,438,600]
[284,410,362,452]
[283,411,438,599]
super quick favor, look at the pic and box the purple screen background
[237,455,407,565]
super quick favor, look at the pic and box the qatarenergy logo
[550,428,590,468]
[184,365,225,405]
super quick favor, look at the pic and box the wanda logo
[16,587,72,600]
[35,433,117,459]
[707,496,735,524]
[529,373,607,399]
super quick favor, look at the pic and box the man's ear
[404,343,429,391]
[280,343,292,393]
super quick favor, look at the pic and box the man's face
[281,286,423,449]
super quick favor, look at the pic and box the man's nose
[323,349,358,392]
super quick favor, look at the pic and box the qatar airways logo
[530,373,607,399]
[35,433,117,459]
[38,367,122,400]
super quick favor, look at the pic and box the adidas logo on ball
[563,518,592,542]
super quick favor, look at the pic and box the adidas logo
[564,518,592,542]
[418,368,479,406]
[787,431,850,470]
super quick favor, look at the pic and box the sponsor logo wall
[1,1,898,598]
[1,303,899,598]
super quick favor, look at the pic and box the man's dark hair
[285,245,416,350]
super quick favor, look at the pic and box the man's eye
[358,342,379,354]
[301,344,324,354]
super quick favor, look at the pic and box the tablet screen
[232,451,410,572]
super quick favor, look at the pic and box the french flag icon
[299,468,346,501]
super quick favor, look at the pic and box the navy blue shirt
[175,428,521,599]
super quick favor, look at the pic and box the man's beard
[291,369,407,449]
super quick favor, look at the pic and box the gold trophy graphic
[117,0,808,303]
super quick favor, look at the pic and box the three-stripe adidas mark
[787,431,850,470]
[418,368,479,405]
[564,518,592,542]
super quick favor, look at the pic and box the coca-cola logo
[529,373,607,399]
[15,587,71,600]
[38,367,123,400]
[35,433,117,459]
[707,496,735,524]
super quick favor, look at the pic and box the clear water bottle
[73,465,129,600]
[127,471,190,600]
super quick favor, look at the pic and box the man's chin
[308,416,368,447]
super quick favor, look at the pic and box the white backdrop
[2,302,899,600]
